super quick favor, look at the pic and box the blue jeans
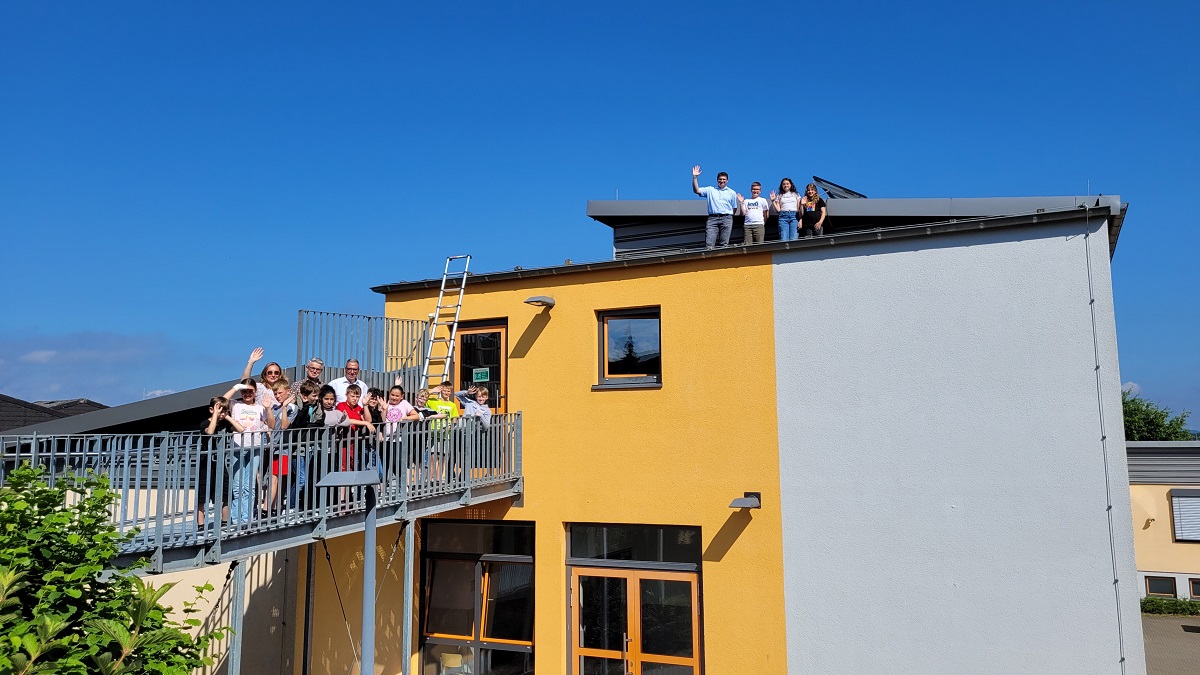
[778,211,798,241]
[705,214,732,248]
[226,448,261,523]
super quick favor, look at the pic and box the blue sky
[1,0,1196,419]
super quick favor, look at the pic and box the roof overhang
[371,203,1116,295]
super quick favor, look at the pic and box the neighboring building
[0,393,106,432]
[1127,441,1200,600]
[33,398,108,416]
[2,192,1146,674]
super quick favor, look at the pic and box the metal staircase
[421,255,471,390]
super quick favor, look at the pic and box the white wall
[773,218,1144,674]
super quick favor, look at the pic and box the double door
[571,567,701,675]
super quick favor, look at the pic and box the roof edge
[372,206,1106,295]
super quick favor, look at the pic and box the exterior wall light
[729,492,762,509]
[524,296,555,308]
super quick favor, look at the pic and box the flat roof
[372,199,1124,295]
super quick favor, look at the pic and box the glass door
[572,568,700,675]
[455,325,507,413]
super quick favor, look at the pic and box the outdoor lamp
[524,296,555,308]
[729,492,762,509]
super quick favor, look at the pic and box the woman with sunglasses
[243,346,286,407]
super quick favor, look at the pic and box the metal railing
[296,310,429,397]
[0,414,521,569]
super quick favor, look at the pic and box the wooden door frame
[569,566,701,675]
[454,324,508,414]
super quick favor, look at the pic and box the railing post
[297,309,305,381]
[208,436,227,563]
[514,412,523,479]
[461,418,475,505]
[152,433,169,573]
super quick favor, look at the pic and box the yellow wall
[157,550,298,674]
[313,254,787,674]
[1130,484,1200,575]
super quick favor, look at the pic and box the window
[1191,579,1200,599]
[422,521,534,672]
[1146,576,1177,598]
[596,308,662,389]
[1170,489,1200,542]
[569,524,701,568]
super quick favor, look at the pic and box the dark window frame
[420,521,535,661]
[594,307,663,390]
[1146,576,1178,598]
[1190,578,1200,599]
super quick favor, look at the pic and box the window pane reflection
[426,559,475,637]
[579,576,627,651]
[484,563,534,642]
[640,579,693,657]
[581,656,626,675]
[605,317,661,376]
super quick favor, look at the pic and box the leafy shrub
[0,463,225,674]
[1141,596,1200,616]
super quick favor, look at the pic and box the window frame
[420,521,535,658]
[1146,576,1178,598]
[1190,578,1200,599]
[594,307,663,390]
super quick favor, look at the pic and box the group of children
[198,348,493,523]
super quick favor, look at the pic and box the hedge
[1142,596,1200,616]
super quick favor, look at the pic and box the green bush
[0,463,226,674]
[1141,596,1200,616]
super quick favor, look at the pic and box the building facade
[293,195,1143,674]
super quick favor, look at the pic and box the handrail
[0,414,522,568]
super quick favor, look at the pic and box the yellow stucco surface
[1130,484,1200,577]
[308,254,791,674]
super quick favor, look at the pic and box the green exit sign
[472,368,490,383]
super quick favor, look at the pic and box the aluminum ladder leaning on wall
[420,254,471,390]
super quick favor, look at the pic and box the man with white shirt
[692,164,738,249]
[737,182,770,245]
[328,358,370,403]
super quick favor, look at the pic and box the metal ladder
[421,255,471,390]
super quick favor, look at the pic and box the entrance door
[455,326,507,413]
[571,567,701,675]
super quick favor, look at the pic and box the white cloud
[20,350,58,364]
[1122,381,1141,396]
[143,389,176,399]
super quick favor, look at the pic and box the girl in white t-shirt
[226,378,275,522]
[771,177,801,242]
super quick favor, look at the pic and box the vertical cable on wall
[1082,205,1128,673]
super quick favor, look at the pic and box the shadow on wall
[195,550,299,675]
[702,510,752,562]
[510,308,552,359]
[311,525,414,675]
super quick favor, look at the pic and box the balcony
[0,416,522,573]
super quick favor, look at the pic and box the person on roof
[737,182,770,246]
[692,164,738,249]
[800,182,827,238]
[771,177,801,242]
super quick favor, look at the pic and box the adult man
[328,358,370,403]
[692,164,738,249]
[289,357,325,399]
[737,182,770,245]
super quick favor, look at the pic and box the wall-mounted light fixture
[729,492,761,509]
[524,296,555,309]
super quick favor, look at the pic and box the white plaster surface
[772,219,1145,674]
